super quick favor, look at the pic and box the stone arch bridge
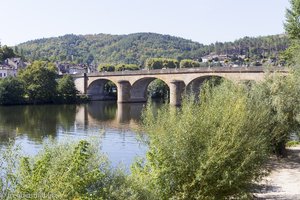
[73,67,287,106]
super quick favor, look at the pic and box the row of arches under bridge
[86,75,226,106]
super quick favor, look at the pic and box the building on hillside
[202,54,229,63]
[69,65,87,74]
[87,65,97,73]
[0,57,27,78]
[3,58,27,69]
[0,65,18,78]
[55,62,88,74]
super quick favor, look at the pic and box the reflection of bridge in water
[75,101,158,130]
[73,67,288,106]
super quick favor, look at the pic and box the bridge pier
[169,80,185,106]
[73,73,88,94]
[116,103,131,123]
[117,80,131,103]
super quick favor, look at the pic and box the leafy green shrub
[162,58,179,69]
[0,45,15,62]
[18,61,58,104]
[115,64,139,71]
[180,59,201,68]
[15,140,109,199]
[0,139,129,200]
[97,64,115,72]
[147,79,169,99]
[252,70,300,156]
[76,94,90,103]
[145,58,163,69]
[0,142,22,200]
[57,75,78,103]
[131,81,270,199]
[145,58,179,69]
[286,140,300,147]
[104,81,117,97]
[0,77,25,105]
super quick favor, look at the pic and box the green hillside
[16,32,289,65]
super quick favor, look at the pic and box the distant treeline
[16,33,289,66]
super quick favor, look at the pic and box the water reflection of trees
[87,101,117,121]
[0,105,76,143]
[0,101,164,144]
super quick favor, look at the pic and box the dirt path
[254,145,300,199]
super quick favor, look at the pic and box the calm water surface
[0,101,162,167]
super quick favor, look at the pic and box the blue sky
[0,0,290,46]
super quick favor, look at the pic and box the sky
[0,0,290,46]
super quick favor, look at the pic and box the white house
[0,65,18,78]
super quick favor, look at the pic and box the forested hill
[16,33,289,65]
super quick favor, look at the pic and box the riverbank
[254,145,300,199]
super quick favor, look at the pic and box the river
[0,101,162,168]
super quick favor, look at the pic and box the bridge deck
[73,66,288,78]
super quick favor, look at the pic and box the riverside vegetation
[0,61,82,105]
[1,67,300,199]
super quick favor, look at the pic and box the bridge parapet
[72,66,288,78]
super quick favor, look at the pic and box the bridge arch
[186,75,225,98]
[87,78,118,101]
[130,77,170,102]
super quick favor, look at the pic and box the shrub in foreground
[252,69,300,156]
[0,139,128,200]
[131,81,270,199]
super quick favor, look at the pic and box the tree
[0,77,25,105]
[252,70,300,156]
[57,75,78,103]
[180,59,201,68]
[19,61,58,104]
[285,0,300,40]
[283,0,300,63]
[162,58,179,69]
[85,54,94,65]
[115,63,139,71]
[98,64,115,72]
[0,45,15,62]
[145,58,164,69]
[147,79,169,99]
[145,58,179,69]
